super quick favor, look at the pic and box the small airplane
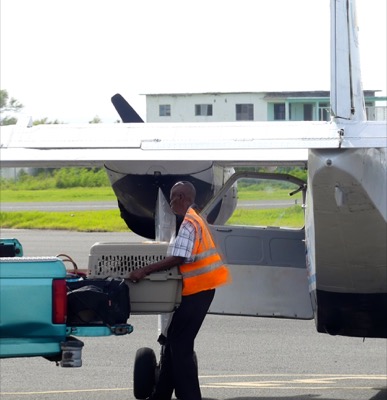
[0,0,386,340]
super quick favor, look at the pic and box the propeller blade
[111,93,144,123]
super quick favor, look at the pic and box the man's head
[170,181,196,216]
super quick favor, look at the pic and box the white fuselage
[305,146,387,336]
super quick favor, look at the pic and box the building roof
[264,90,379,99]
[144,90,381,98]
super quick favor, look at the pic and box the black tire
[133,347,157,399]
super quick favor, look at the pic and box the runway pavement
[0,201,119,212]
[0,229,386,400]
[0,199,297,212]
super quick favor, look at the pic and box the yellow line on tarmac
[200,373,387,390]
[2,374,386,395]
[200,373,387,378]
[203,384,380,390]
[0,387,131,396]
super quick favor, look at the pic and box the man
[129,181,230,400]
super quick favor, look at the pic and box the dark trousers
[153,289,215,400]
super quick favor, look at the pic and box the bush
[1,167,110,189]
[54,168,109,188]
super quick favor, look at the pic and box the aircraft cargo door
[203,171,313,319]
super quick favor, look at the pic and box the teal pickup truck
[0,238,133,367]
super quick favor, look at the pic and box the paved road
[1,229,386,400]
[0,201,119,212]
[0,199,298,212]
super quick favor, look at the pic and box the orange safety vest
[179,208,231,296]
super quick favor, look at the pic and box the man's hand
[127,256,183,282]
[128,268,147,282]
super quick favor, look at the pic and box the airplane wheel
[133,347,157,399]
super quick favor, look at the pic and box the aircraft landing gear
[133,347,157,399]
[133,342,198,400]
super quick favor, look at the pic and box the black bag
[67,278,130,326]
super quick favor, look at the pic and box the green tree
[89,115,102,124]
[0,89,23,125]
[33,117,62,125]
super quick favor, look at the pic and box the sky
[1,0,386,123]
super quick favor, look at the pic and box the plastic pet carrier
[88,242,182,314]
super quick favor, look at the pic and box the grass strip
[0,210,128,232]
[0,187,302,203]
[0,187,116,202]
[227,206,304,228]
[1,206,304,232]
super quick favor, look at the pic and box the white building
[145,90,386,123]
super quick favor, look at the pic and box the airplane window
[225,177,304,229]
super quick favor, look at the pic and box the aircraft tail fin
[330,0,366,121]
[111,93,144,123]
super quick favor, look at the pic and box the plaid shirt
[167,217,200,263]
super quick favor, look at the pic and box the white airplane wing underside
[1,120,385,167]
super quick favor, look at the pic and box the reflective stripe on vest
[179,208,231,296]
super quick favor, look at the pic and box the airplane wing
[1,119,385,168]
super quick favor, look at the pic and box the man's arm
[128,256,184,282]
